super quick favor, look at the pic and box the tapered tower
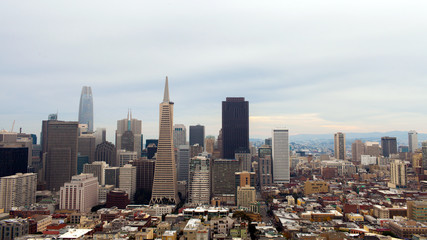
[78,86,94,132]
[150,77,179,204]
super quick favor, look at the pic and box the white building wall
[272,129,290,183]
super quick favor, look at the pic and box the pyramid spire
[163,76,169,103]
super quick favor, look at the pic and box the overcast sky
[1,0,427,142]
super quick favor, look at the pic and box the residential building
[0,173,37,212]
[389,159,407,188]
[304,180,329,195]
[334,132,346,160]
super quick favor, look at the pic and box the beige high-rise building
[59,173,99,213]
[150,77,179,204]
[389,159,407,188]
[116,110,142,157]
[366,142,381,157]
[83,161,109,185]
[351,140,365,162]
[237,186,256,208]
[0,173,37,212]
[205,136,215,154]
[334,132,346,160]
[119,164,137,200]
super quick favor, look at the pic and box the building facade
[409,130,418,153]
[272,129,290,183]
[188,156,210,204]
[381,136,397,157]
[173,124,186,148]
[0,173,37,212]
[78,86,94,132]
[151,78,179,204]
[222,97,249,159]
[189,125,205,148]
[334,132,346,160]
[59,173,99,212]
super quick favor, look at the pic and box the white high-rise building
[0,173,37,212]
[83,161,109,185]
[59,173,99,213]
[119,164,136,200]
[188,156,210,204]
[173,124,187,148]
[409,130,418,153]
[272,129,290,183]
[389,160,407,188]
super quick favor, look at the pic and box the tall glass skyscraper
[222,97,249,159]
[78,86,94,132]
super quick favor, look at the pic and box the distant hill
[289,131,427,145]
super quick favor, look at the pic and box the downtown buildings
[78,86,94,132]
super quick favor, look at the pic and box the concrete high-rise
[211,159,239,203]
[119,164,137,200]
[381,136,397,157]
[272,129,290,184]
[188,156,210,204]
[409,130,418,153]
[59,173,99,212]
[83,161,108,185]
[44,121,79,191]
[150,77,179,204]
[222,97,249,159]
[173,124,186,148]
[351,140,365,162]
[78,86,94,132]
[334,132,346,160]
[0,173,37,212]
[190,125,205,148]
[116,110,142,157]
[389,159,407,188]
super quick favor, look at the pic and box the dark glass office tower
[78,86,94,132]
[222,97,249,159]
[0,148,28,177]
[381,136,397,157]
[189,125,205,147]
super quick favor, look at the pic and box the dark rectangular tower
[222,97,249,159]
[381,136,397,157]
[189,125,205,148]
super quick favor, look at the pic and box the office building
[272,129,290,183]
[104,167,120,187]
[334,132,346,160]
[190,125,205,148]
[0,132,33,168]
[381,136,397,157]
[205,136,215,154]
[173,124,186,148]
[265,138,272,146]
[0,147,28,178]
[222,97,249,159]
[351,140,365,162]
[94,128,106,147]
[117,150,138,167]
[236,186,256,208]
[78,133,96,163]
[188,156,210,204]
[77,155,89,174]
[409,130,418,153]
[131,159,155,193]
[0,173,37,212]
[389,159,407,188]
[116,110,142,157]
[258,146,272,158]
[190,144,203,158]
[235,150,251,172]
[422,141,427,170]
[211,159,239,204]
[407,201,427,222]
[95,141,117,166]
[78,86,94,132]
[146,143,158,160]
[83,161,108,185]
[258,155,273,188]
[151,78,179,204]
[177,145,190,182]
[0,219,30,240]
[365,142,381,157]
[59,173,99,212]
[119,164,137,200]
[44,120,79,191]
[99,185,114,203]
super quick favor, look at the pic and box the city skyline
[2,1,427,141]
